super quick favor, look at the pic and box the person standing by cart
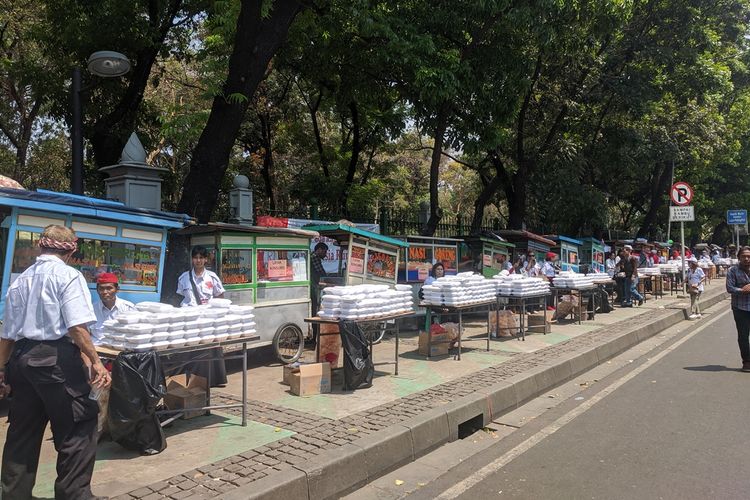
[92,272,136,343]
[310,242,329,345]
[176,246,227,387]
[622,245,644,307]
[0,224,110,499]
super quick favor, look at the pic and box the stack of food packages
[639,266,662,277]
[98,299,256,351]
[319,284,414,320]
[492,273,550,297]
[552,271,595,289]
[421,273,499,306]
[718,258,738,267]
[658,263,681,274]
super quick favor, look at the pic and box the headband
[38,236,78,252]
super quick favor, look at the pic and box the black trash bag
[108,351,167,455]
[596,287,613,313]
[339,320,374,390]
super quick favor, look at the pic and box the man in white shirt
[92,272,136,344]
[176,246,225,306]
[0,225,109,500]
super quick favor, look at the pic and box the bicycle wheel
[273,323,304,363]
[361,321,387,344]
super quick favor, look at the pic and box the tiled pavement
[112,289,722,500]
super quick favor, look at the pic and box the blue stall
[546,235,583,273]
[0,188,191,317]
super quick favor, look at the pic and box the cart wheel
[361,321,387,345]
[273,323,304,364]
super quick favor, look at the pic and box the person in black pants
[725,246,750,371]
[0,224,109,499]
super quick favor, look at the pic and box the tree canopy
[2,0,750,245]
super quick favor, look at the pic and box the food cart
[396,236,460,282]
[303,223,409,286]
[546,235,583,272]
[175,222,319,363]
[579,237,606,273]
[457,234,515,278]
[0,187,191,318]
[494,230,555,263]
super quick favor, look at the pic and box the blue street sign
[727,209,747,225]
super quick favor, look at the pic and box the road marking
[436,308,730,499]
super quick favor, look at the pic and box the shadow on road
[684,364,742,373]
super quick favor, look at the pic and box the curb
[219,290,729,500]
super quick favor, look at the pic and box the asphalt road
[417,306,750,500]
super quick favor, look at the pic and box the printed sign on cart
[670,182,693,206]
[727,209,748,225]
[670,205,695,222]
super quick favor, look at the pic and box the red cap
[546,252,557,259]
[97,272,119,285]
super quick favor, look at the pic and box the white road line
[436,308,731,500]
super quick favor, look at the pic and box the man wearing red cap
[92,272,136,343]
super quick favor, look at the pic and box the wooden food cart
[547,235,583,272]
[175,223,319,363]
[458,234,515,278]
[580,237,606,273]
[0,188,190,318]
[494,229,555,263]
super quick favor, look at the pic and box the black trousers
[1,339,99,500]
[732,308,750,363]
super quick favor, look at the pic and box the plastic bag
[108,351,167,455]
[338,320,374,390]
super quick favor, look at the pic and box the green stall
[580,237,606,273]
[458,235,515,278]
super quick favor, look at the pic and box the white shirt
[688,267,705,292]
[541,261,556,278]
[92,296,137,342]
[177,269,225,307]
[2,254,96,341]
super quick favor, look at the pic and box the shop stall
[0,188,191,318]
[303,223,409,286]
[546,235,583,272]
[395,236,460,282]
[175,223,319,363]
[457,235,515,278]
[579,237,606,274]
[494,230,555,264]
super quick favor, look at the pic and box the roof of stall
[544,234,584,246]
[303,223,409,248]
[578,236,605,245]
[459,233,515,248]
[176,222,319,239]
[494,229,555,247]
[0,188,192,229]
[393,235,463,244]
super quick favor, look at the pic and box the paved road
[413,307,750,500]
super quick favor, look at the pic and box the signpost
[727,209,747,249]
[670,182,694,294]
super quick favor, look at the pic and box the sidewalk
[13,283,729,499]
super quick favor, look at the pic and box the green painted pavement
[32,415,294,499]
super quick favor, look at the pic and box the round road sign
[670,182,693,206]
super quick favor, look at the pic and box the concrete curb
[228,290,729,500]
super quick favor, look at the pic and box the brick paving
[120,296,710,499]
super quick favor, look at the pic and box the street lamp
[71,51,131,195]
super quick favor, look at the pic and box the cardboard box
[282,362,305,385]
[418,330,450,357]
[289,362,331,396]
[164,380,207,419]
[317,323,342,368]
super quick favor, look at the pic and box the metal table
[553,286,597,324]
[98,334,259,427]
[304,311,413,376]
[496,292,551,341]
[420,299,497,360]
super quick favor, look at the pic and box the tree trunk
[506,162,529,230]
[90,0,186,167]
[339,101,360,215]
[177,0,302,222]
[309,91,329,177]
[636,161,671,238]
[259,111,276,210]
[422,105,450,236]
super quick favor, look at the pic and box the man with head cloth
[92,272,137,344]
[0,225,109,499]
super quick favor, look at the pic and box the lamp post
[71,51,131,195]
